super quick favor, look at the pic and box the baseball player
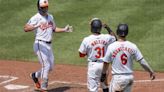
[24,0,72,91]
[100,24,155,92]
[79,18,116,92]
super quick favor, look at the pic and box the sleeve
[50,15,56,32]
[139,58,154,73]
[109,35,116,44]
[27,16,38,26]
[106,35,116,46]
[102,45,112,63]
[78,39,87,54]
[134,45,143,61]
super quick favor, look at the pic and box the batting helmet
[116,24,128,37]
[90,18,102,34]
[37,0,49,14]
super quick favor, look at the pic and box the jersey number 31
[94,47,105,58]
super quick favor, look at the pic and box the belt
[38,40,51,44]
[92,60,102,62]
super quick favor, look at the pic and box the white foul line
[49,80,87,86]
[49,78,164,86]
[134,79,164,83]
[0,75,18,85]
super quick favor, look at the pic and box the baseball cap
[39,0,49,7]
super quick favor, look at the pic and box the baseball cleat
[30,73,41,90]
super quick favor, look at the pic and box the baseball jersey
[79,34,116,62]
[27,13,56,42]
[103,41,143,74]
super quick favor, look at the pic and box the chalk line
[0,75,18,85]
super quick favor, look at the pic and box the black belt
[92,60,102,62]
[38,40,51,44]
[92,60,98,62]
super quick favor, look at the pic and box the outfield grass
[0,0,164,71]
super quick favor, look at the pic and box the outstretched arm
[55,25,73,33]
[139,58,155,80]
[103,24,117,40]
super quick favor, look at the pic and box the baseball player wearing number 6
[79,18,116,92]
[101,24,155,92]
[24,0,72,91]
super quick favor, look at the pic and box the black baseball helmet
[90,18,102,34]
[116,24,128,37]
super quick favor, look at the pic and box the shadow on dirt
[48,86,70,92]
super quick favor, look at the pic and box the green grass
[0,0,164,71]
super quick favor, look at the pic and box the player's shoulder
[48,13,54,19]
[107,41,117,50]
[82,35,94,42]
[100,34,109,37]
[101,34,115,38]
[100,34,116,41]
[110,41,118,46]
[126,41,138,49]
[33,13,41,18]
[30,13,41,20]
[83,35,91,40]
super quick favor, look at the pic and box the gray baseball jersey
[79,34,116,62]
[103,41,143,74]
[79,34,116,92]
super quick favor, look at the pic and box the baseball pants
[87,61,108,92]
[109,74,133,92]
[33,40,54,80]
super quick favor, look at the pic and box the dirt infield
[0,60,164,92]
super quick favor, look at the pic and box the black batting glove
[103,24,112,34]
[100,73,106,82]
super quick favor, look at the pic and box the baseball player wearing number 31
[24,0,72,91]
[101,24,155,92]
[79,18,116,92]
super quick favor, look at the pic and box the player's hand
[150,72,155,80]
[64,24,73,32]
[100,73,106,82]
[102,23,109,29]
[103,24,112,33]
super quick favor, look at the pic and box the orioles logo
[39,21,53,30]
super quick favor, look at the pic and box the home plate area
[0,61,164,92]
[22,81,87,92]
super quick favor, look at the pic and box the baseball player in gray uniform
[24,0,72,91]
[100,24,155,92]
[79,18,116,92]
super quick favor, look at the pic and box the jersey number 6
[121,53,128,65]
[94,47,105,58]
